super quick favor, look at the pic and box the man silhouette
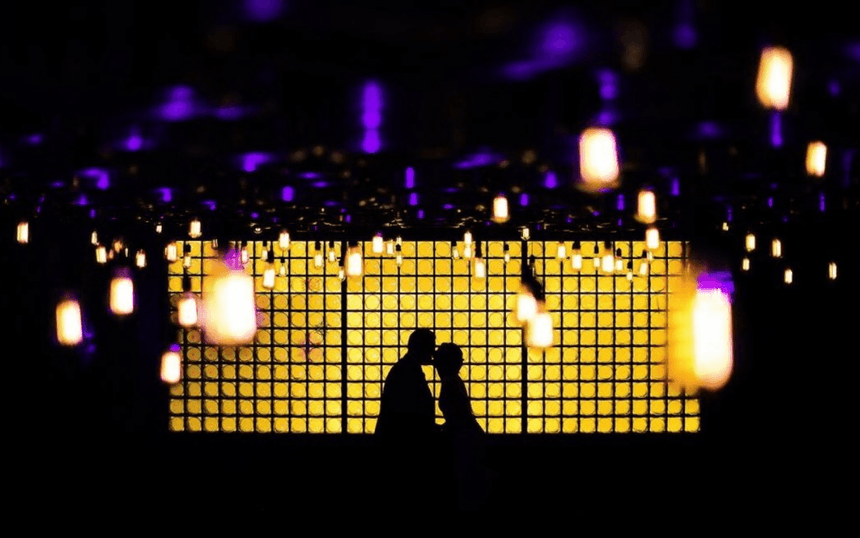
[374,328,439,508]
[375,328,437,439]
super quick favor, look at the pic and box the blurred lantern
[668,268,734,392]
[636,189,657,224]
[371,232,384,254]
[492,193,510,223]
[279,229,291,251]
[784,267,793,284]
[91,230,99,246]
[160,345,182,384]
[95,245,108,264]
[745,233,756,252]
[262,249,276,290]
[473,242,486,279]
[165,242,178,262]
[806,141,827,177]
[828,262,837,280]
[56,296,83,346]
[771,238,782,258]
[16,221,29,244]
[571,241,583,271]
[556,242,567,260]
[177,274,199,328]
[645,226,660,251]
[614,248,624,272]
[135,249,147,269]
[327,241,337,263]
[756,46,793,110]
[578,127,620,193]
[638,251,650,276]
[110,267,135,315]
[463,231,473,260]
[189,218,202,238]
[313,241,324,268]
[741,257,750,272]
[601,241,615,273]
[201,250,257,345]
[525,307,554,350]
[503,243,511,264]
[183,244,192,268]
[345,241,363,278]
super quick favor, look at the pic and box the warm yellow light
[741,257,750,272]
[578,127,620,192]
[386,240,395,256]
[593,245,601,271]
[135,250,147,269]
[473,257,486,279]
[241,245,250,265]
[337,267,345,281]
[16,221,29,244]
[371,233,384,254]
[756,46,793,110]
[784,268,793,284]
[520,227,530,240]
[91,230,99,246]
[278,229,291,251]
[463,231,473,259]
[155,222,163,234]
[828,262,837,280]
[95,245,108,264]
[314,242,324,268]
[160,346,182,384]
[526,310,554,349]
[327,242,337,263]
[165,242,178,262]
[571,251,583,271]
[395,244,403,267]
[514,288,538,325]
[638,255,649,276]
[745,233,756,252]
[722,222,729,232]
[262,266,276,289]
[771,238,782,258]
[345,244,363,277]
[645,227,660,251]
[177,293,199,327]
[112,238,124,253]
[201,258,257,345]
[806,141,827,177]
[189,219,202,238]
[492,194,510,223]
[601,251,615,273]
[110,268,135,315]
[56,298,83,346]
[669,272,734,392]
[636,190,657,224]
[556,242,567,260]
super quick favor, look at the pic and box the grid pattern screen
[167,239,698,434]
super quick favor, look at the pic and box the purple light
[79,168,110,190]
[281,186,295,202]
[157,188,173,203]
[214,105,244,120]
[244,0,284,22]
[770,112,783,148]
[405,167,415,189]
[323,200,339,207]
[819,192,826,212]
[312,181,329,189]
[362,129,381,154]
[453,151,501,169]
[345,214,352,223]
[203,200,217,211]
[125,127,143,151]
[544,170,558,189]
[159,86,196,121]
[596,109,617,126]
[362,82,383,111]
[443,203,454,210]
[298,172,321,179]
[26,133,44,145]
[89,209,97,219]
[671,178,681,196]
[616,194,625,211]
[520,193,529,206]
[75,194,89,206]
[597,69,618,100]
[50,181,64,188]
[539,20,580,58]
[417,210,424,219]
[696,121,722,139]
[408,192,418,206]
[828,80,841,97]
[250,212,259,219]
[673,23,697,49]
[767,197,774,208]
[843,149,855,188]
[698,271,734,300]
[241,152,272,173]
[726,206,733,222]
[224,248,242,270]
[361,110,382,130]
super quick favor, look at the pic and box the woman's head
[433,343,464,377]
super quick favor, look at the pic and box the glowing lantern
[135,250,147,269]
[160,345,182,384]
[313,241,324,268]
[17,221,29,244]
[636,189,657,224]
[771,238,782,258]
[165,242,178,262]
[784,268,793,284]
[571,241,583,271]
[668,270,734,392]
[56,297,83,346]
[806,141,827,177]
[601,242,615,273]
[345,241,363,278]
[492,194,510,223]
[745,233,756,252]
[828,262,837,280]
[741,257,750,272]
[371,233,384,254]
[463,231,473,260]
[279,229,291,251]
[578,127,620,193]
[189,218,202,238]
[95,245,108,264]
[526,309,554,349]
[110,267,135,315]
[201,254,257,345]
[556,242,567,260]
[756,46,793,110]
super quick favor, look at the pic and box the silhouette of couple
[375,328,489,511]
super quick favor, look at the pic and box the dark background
[1,0,857,521]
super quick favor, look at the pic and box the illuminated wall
[167,239,698,434]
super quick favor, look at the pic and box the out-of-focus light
[165,242,178,262]
[155,222,163,234]
[614,248,624,272]
[784,267,793,284]
[741,257,750,272]
[646,226,660,251]
[463,231,473,260]
[91,230,99,246]
[313,241,324,269]
[451,240,459,260]
[135,250,147,269]
[770,111,783,148]
[593,244,601,272]
[183,244,193,269]
[745,233,756,252]
[668,270,734,392]
[56,297,83,346]
[771,238,782,258]
[556,242,567,260]
[492,193,510,223]
[327,241,337,263]
[96,245,108,264]
[636,189,657,224]
[473,256,486,279]
[201,255,257,345]
[639,252,650,276]
[571,241,582,271]
[756,46,793,110]
[405,167,415,189]
[578,128,619,193]
[828,262,837,280]
[241,243,250,265]
[189,219,202,239]
[626,261,634,281]
[601,242,615,273]
[345,242,363,278]
[16,221,29,244]
[110,268,135,316]
[806,141,827,177]
[514,286,538,326]
[526,309,553,350]
[262,257,276,289]
[520,227,530,240]
[395,244,403,267]
[279,230,291,251]
[244,0,284,22]
[504,243,511,264]
[372,233,384,255]
[160,345,182,384]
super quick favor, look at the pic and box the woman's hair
[434,343,463,376]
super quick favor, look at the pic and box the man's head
[407,328,436,364]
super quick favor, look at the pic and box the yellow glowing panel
[168,239,696,434]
